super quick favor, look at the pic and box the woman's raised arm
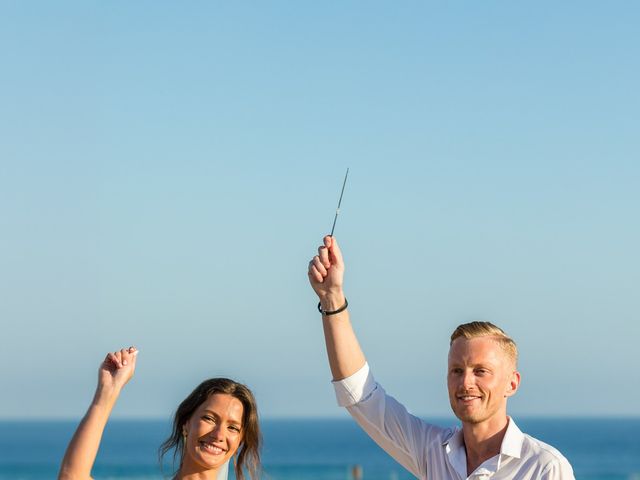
[58,347,138,480]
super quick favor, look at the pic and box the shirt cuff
[332,362,377,407]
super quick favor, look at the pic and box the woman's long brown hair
[159,378,261,480]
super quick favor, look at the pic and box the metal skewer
[330,168,349,237]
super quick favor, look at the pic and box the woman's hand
[97,346,138,393]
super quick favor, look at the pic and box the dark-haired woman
[58,347,261,480]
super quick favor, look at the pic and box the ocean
[1,418,639,479]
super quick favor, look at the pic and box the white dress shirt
[333,363,575,480]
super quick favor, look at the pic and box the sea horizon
[4,413,639,421]
[2,417,640,479]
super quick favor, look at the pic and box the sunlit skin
[178,394,244,480]
[447,336,520,474]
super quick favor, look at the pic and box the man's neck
[461,416,510,476]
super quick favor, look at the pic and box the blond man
[308,236,574,480]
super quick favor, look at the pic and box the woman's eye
[203,416,216,423]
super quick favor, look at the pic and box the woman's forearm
[58,386,121,480]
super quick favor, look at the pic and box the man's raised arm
[308,235,365,381]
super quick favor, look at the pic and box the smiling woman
[57,349,262,480]
[159,378,262,480]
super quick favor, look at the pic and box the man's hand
[308,235,346,310]
[308,235,364,380]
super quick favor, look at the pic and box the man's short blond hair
[450,321,518,367]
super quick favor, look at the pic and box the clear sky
[1,2,638,419]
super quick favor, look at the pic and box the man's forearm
[320,291,366,381]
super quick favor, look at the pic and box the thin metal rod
[330,168,349,237]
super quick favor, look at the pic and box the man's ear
[505,370,521,398]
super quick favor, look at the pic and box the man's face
[447,336,520,428]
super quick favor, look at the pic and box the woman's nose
[209,424,225,441]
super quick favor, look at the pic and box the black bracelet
[317,298,348,316]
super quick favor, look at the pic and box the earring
[182,428,188,455]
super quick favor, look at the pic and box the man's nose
[462,370,476,389]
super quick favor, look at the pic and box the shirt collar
[442,427,464,449]
[442,417,524,455]
[500,417,524,459]
[442,417,525,476]
[442,428,467,478]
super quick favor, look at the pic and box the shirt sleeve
[332,363,445,479]
[333,362,376,407]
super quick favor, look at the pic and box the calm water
[1,418,639,479]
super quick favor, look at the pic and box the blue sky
[1,2,638,419]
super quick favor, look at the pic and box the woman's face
[182,393,244,474]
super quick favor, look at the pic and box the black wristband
[317,298,348,316]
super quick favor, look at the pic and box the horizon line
[2,413,639,422]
